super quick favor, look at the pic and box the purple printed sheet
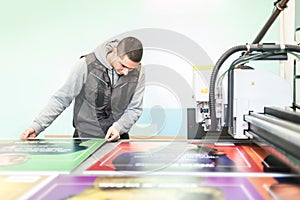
[28,175,265,200]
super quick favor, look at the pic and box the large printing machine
[192,0,300,174]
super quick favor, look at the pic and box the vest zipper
[90,72,109,87]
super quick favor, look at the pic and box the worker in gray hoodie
[20,37,144,142]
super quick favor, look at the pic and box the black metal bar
[292,103,300,110]
[264,107,300,124]
[252,0,290,44]
[226,67,234,129]
[245,113,300,161]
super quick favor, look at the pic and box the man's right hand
[20,127,37,140]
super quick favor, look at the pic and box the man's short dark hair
[117,37,143,62]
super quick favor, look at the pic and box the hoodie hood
[93,39,120,70]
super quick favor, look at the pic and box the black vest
[73,53,140,137]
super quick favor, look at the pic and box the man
[20,37,144,142]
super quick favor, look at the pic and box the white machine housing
[193,68,211,129]
[222,69,292,139]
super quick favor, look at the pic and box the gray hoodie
[30,40,145,137]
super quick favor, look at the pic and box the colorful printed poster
[262,176,300,200]
[0,138,105,173]
[241,144,296,173]
[28,175,266,200]
[85,141,289,175]
[0,174,54,200]
[248,176,300,200]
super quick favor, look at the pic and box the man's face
[113,55,140,75]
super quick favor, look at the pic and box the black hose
[209,45,248,131]
[286,44,300,53]
[209,43,300,132]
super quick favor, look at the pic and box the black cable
[209,45,248,131]
[209,44,300,132]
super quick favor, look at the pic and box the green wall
[0,0,281,138]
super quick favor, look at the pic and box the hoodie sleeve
[112,65,145,134]
[30,58,88,135]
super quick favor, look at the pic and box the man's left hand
[105,126,120,142]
